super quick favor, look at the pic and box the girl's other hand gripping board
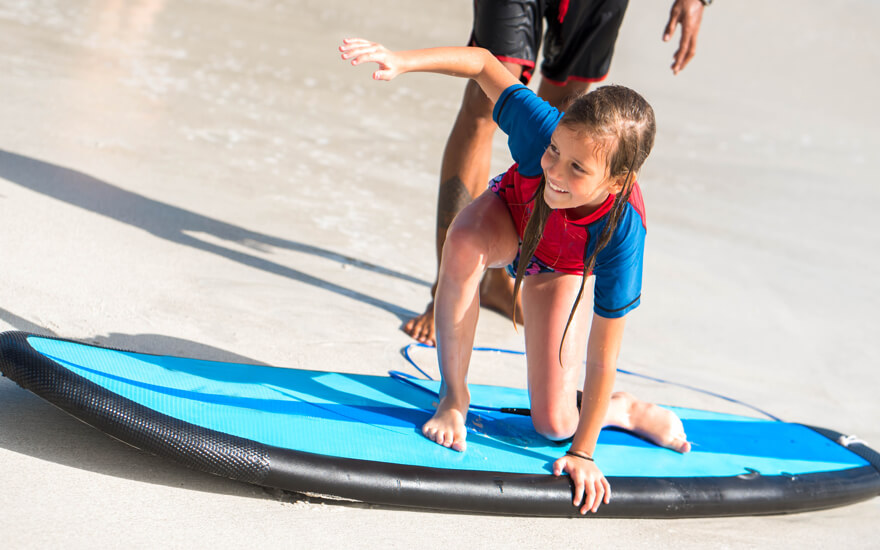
[553,452,612,515]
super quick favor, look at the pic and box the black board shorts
[470,0,629,85]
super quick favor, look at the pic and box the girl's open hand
[339,38,403,81]
[553,454,611,514]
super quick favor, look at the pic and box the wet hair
[511,85,656,364]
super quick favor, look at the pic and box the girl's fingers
[341,46,379,62]
[339,38,397,80]
[579,483,596,515]
[590,479,605,513]
[555,457,610,514]
[344,50,392,73]
[351,52,383,66]
[340,37,374,48]
[571,476,585,508]
[339,41,381,58]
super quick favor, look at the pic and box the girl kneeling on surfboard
[340,38,690,514]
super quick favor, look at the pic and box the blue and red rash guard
[491,84,646,318]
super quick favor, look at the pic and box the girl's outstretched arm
[339,38,520,104]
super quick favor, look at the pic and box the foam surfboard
[1,331,878,517]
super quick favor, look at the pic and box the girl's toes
[671,436,691,453]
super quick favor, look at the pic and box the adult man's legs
[403,62,523,345]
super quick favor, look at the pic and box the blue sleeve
[492,84,562,177]
[592,206,646,318]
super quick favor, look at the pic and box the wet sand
[1,0,878,547]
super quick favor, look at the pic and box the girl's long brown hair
[512,85,656,365]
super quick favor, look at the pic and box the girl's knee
[440,193,518,278]
[531,407,578,442]
[444,221,475,248]
[444,217,492,261]
[440,224,489,280]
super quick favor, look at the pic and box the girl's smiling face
[540,125,624,218]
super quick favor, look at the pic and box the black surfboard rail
[2,330,879,518]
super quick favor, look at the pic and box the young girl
[340,38,691,514]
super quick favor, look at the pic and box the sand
[0,0,877,547]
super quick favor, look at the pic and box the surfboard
[1,331,878,517]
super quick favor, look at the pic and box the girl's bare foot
[605,391,691,453]
[403,302,436,345]
[422,400,468,452]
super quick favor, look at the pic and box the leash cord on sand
[397,342,782,421]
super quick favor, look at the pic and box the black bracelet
[565,449,594,462]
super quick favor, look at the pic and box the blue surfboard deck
[1,331,878,517]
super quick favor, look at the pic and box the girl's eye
[547,144,559,156]
[571,163,586,174]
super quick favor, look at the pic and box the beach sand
[0,0,877,547]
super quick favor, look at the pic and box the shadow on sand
[0,149,428,322]
[0,312,277,499]
[0,147,433,503]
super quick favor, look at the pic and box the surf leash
[397,342,781,421]
[388,368,579,417]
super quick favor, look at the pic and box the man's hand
[663,0,706,75]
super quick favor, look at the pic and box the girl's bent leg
[521,274,690,452]
[422,191,520,452]
[522,273,593,441]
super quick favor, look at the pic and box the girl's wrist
[565,449,595,462]
[396,51,415,75]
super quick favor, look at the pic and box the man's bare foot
[479,268,523,324]
[422,400,468,452]
[605,391,691,453]
[403,301,436,345]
